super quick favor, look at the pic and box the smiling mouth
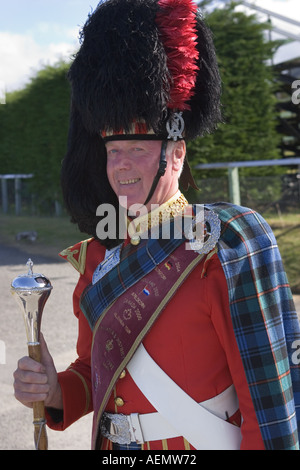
[119,178,141,185]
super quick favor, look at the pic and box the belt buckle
[101,413,132,445]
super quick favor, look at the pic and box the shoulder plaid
[208,203,300,450]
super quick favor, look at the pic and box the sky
[0,0,300,94]
[0,0,100,93]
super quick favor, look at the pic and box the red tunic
[47,238,265,450]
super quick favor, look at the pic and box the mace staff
[11,259,52,450]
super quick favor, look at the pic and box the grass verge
[0,212,299,293]
[265,212,300,294]
[0,214,89,260]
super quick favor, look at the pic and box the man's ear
[172,140,186,171]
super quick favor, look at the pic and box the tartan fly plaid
[112,442,142,450]
[209,203,300,450]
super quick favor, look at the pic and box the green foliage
[0,62,71,213]
[187,1,283,179]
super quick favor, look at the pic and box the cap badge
[166,112,185,141]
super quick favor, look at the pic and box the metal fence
[0,174,62,217]
[194,158,300,215]
[0,172,299,217]
[193,173,300,215]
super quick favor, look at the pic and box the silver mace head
[11,259,52,345]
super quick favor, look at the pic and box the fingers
[39,333,54,368]
[14,334,62,410]
[18,355,45,374]
[13,356,50,407]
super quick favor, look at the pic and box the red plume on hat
[156,0,199,111]
[68,0,221,141]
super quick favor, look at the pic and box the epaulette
[59,238,94,275]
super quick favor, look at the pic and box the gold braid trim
[201,245,218,278]
[60,238,93,275]
[68,368,91,416]
[128,191,189,238]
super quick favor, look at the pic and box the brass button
[115,397,125,407]
[119,370,126,379]
[130,234,141,246]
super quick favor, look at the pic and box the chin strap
[143,140,168,206]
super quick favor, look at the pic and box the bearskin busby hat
[61,0,222,247]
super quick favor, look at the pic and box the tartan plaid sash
[80,223,187,330]
[209,202,300,450]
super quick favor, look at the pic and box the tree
[187,1,283,180]
[0,62,71,214]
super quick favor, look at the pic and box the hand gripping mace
[11,259,52,450]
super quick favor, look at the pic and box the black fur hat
[61,0,222,247]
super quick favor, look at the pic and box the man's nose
[115,151,132,170]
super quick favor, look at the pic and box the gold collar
[128,191,189,243]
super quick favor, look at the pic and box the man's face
[106,139,185,211]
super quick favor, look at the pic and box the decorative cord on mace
[11,259,52,450]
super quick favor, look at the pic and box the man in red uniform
[14,0,300,450]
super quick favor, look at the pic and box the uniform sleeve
[46,280,94,431]
[206,254,265,450]
[46,239,105,431]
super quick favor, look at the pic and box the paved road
[0,242,299,450]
